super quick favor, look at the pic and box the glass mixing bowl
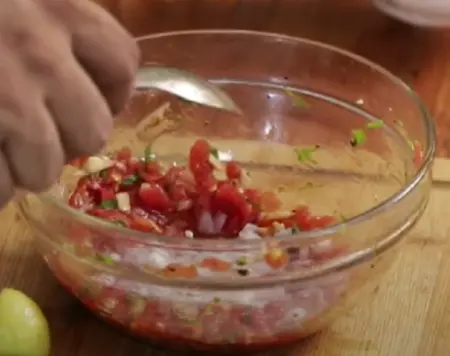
[19,30,435,352]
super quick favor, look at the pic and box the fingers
[48,0,139,116]
[0,0,137,198]
[45,53,114,161]
[0,153,15,208]
[3,105,65,192]
[0,43,64,193]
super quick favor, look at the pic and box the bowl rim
[35,29,435,283]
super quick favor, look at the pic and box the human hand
[0,0,139,207]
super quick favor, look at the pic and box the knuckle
[76,116,113,156]
[113,44,139,86]
[22,148,64,193]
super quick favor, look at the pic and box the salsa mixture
[51,99,423,350]
[52,137,350,350]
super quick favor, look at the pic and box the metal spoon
[135,66,242,115]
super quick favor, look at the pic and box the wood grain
[97,0,450,158]
[0,174,449,356]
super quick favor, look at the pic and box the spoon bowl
[135,66,242,115]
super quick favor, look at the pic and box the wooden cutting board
[0,158,450,356]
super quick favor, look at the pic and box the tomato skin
[226,161,242,180]
[115,147,132,162]
[189,139,216,192]
[163,167,196,204]
[189,139,211,174]
[213,182,254,236]
[139,183,173,213]
[127,157,143,173]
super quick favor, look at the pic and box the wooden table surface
[3,1,450,355]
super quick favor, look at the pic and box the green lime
[0,288,51,356]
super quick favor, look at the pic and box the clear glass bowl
[19,30,435,352]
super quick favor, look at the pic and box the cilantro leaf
[285,89,310,109]
[350,129,366,147]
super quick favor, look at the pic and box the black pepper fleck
[237,269,249,276]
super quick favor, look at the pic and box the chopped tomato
[68,139,340,240]
[226,161,242,180]
[68,187,92,209]
[101,167,124,184]
[189,139,216,191]
[264,248,289,269]
[213,182,254,235]
[115,147,132,162]
[199,257,232,272]
[161,264,198,278]
[139,183,173,213]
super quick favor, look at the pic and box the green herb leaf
[285,89,310,109]
[350,129,366,147]
[209,147,219,159]
[121,174,139,186]
[294,146,318,163]
[213,297,221,304]
[366,120,384,129]
[114,221,127,227]
[291,225,301,233]
[144,145,156,162]
[235,256,248,266]
[96,254,115,265]
[100,199,117,210]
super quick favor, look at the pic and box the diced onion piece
[83,156,114,174]
[177,200,193,211]
[213,212,228,233]
[238,223,261,240]
[310,239,333,255]
[275,228,293,238]
[273,222,286,232]
[209,154,225,171]
[116,192,131,211]
[198,211,215,234]
[185,230,194,238]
